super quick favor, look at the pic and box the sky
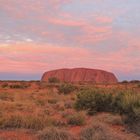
[0,0,140,81]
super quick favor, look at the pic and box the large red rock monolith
[41,68,118,83]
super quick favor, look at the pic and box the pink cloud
[0,0,139,80]
[48,18,84,27]
[0,41,139,75]
[45,16,113,45]
[0,0,114,46]
[0,0,71,19]
[76,24,112,45]
[95,16,112,24]
[0,43,90,73]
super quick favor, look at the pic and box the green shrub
[48,77,60,83]
[121,80,129,84]
[9,84,28,89]
[112,91,140,120]
[48,99,58,104]
[75,89,140,117]
[38,128,75,140]
[75,88,140,135]
[58,84,76,94]
[66,113,85,126]
[75,89,113,114]
[115,91,140,135]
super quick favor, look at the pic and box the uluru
[41,68,118,83]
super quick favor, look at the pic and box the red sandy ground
[0,81,139,140]
[0,130,37,140]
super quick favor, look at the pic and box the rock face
[41,68,118,83]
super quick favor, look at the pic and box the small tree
[48,77,60,83]
[1,83,8,88]
[58,84,76,94]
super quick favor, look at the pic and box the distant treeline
[121,80,140,83]
[0,80,40,82]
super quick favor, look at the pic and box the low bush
[58,84,76,94]
[99,113,124,126]
[75,88,140,135]
[48,99,58,104]
[66,113,85,126]
[36,99,46,106]
[0,93,14,101]
[121,80,129,84]
[75,89,113,114]
[75,89,140,119]
[38,128,75,140]
[80,122,119,140]
[48,77,60,83]
[137,84,140,88]
[116,91,140,135]
[110,90,140,128]
[1,83,8,88]
[130,80,140,83]
[64,101,74,109]
[9,84,28,89]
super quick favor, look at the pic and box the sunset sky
[0,0,140,81]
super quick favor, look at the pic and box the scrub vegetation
[0,81,139,139]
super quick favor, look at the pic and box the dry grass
[95,113,124,126]
[0,81,139,140]
[38,128,75,140]
[66,112,86,126]
[80,122,114,140]
[0,113,49,130]
[79,121,138,140]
